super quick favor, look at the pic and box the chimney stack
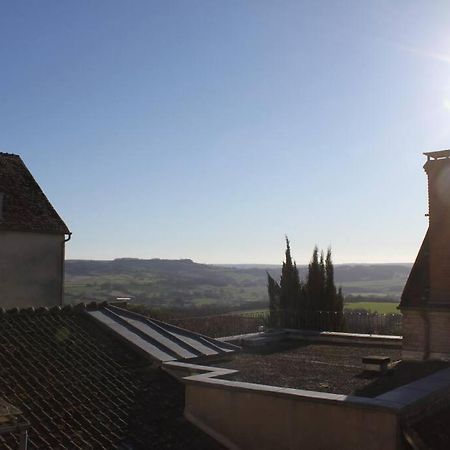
[424,150,450,304]
[400,150,450,361]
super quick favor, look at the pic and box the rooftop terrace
[218,341,449,396]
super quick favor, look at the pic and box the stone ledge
[219,330,287,344]
[168,360,450,415]
[376,368,450,412]
[163,360,238,381]
[287,329,401,347]
[175,361,401,411]
[220,329,402,348]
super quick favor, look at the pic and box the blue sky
[1,1,450,263]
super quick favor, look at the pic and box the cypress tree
[268,237,304,327]
[306,246,322,310]
[325,248,337,311]
[267,273,281,326]
[268,273,280,311]
[280,237,301,313]
[268,239,343,329]
[319,250,326,309]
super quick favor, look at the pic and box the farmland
[64,259,409,314]
[344,301,399,314]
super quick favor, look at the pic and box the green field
[64,259,409,313]
[344,301,399,314]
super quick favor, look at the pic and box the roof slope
[400,230,430,308]
[407,401,450,449]
[0,153,69,234]
[0,305,222,449]
[87,305,237,363]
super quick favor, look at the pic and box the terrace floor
[218,341,450,396]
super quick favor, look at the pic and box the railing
[166,310,402,338]
[267,310,402,336]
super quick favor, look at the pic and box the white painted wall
[0,231,65,308]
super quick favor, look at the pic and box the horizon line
[65,257,414,265]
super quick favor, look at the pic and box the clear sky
[1,1,450,264]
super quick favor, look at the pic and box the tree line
[268,238,344,323]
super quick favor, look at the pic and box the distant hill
[65,259,412,311]
[67,258,206,276]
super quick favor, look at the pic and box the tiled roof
[0,303,223,449]
[0,152,70,234]
[88,305,237,364]
[399,230,430,308]
[406,402,450,449]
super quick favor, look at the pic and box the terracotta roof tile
[0,152,69,234]
[0,304,222,449]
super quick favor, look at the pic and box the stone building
[400,150,450,360]
[0,152,70,308]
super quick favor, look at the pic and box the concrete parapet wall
[184,378,399,450]
[165,360,450,450]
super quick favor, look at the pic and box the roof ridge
[0,152,20,158]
